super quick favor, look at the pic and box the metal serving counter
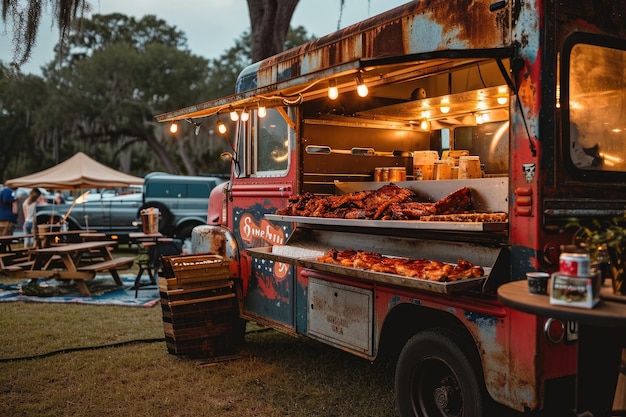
[247,246,490,294]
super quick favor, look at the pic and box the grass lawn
[0,246,398,417]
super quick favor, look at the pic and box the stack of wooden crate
[159,254,242,359]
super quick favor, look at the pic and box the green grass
[0,246,398,417]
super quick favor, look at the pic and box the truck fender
[191,224,240,278]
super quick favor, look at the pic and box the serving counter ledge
[247,246,489,294]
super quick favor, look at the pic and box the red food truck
[156,1,626,415]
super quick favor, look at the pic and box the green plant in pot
[567,213,626,295]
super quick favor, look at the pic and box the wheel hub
[434,385,452,409]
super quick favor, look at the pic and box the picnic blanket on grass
[0,274,159,307]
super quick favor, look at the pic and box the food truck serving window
[564,34,626,180]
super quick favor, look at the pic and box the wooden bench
[0,253,19,273]
[78,256,137,287]
[3,260,35,272]
[0,251,29,267]
[77,256,136,272]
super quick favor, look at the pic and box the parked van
[139,173,227,239]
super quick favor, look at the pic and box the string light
[229,106,239,121]
[328,79,339,100]
[497,86,508,105]
[216,113,227,135]
[355,74,368,97]
[258,103,267,118]
[169,121,178,133]
[440,97,450,114]
[240,108,249,122]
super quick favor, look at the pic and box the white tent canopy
[5,152,144,190]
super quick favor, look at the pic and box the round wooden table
[498,280,626,417]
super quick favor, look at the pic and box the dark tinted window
[147,182,185,198]
[188,182,214,198]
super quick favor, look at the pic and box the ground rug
[0,274,160,307]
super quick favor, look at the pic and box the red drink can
[559,252,590,276]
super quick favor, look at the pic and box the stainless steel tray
[265,214,507,232]
[247,247,488,294]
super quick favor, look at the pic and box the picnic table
[6,240,136,297]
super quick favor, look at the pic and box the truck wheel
[176,224,198,241]
[395,329,483,417]
[139,202,173,235]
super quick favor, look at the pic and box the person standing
[15,189,27,230]
[22,188,41,247]
[0,185,18,236]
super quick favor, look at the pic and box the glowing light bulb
[217,119,227,134]
[497,96,508,105]
[355,74,368,97]
[440,98,450,114]
[229,108,239,121]
[258,105,267,118]
[328,79,339,100]
[169,121,178,133]
[240,109,249,122]
[420,119,430,131]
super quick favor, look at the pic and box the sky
[1,0,410,75]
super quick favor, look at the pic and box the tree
[1,11,315,181]
[32,14,219,175]
[247,0,300,62]
[1,1,328,179]
[2,0,368,70]
[0,63,49,178]
[1,0,88,67]
[3,0,304,69]
[204,25,314,100]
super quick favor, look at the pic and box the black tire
[395,329,484,417]
[35,215,62,227]
[138,202,173,235]
[176,223,199,241]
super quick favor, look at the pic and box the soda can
[559,252,590,276]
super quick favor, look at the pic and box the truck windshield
[567,40,626,174]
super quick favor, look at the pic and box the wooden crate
[163,254,229,285]
[160,279,243,359]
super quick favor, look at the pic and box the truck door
[228,106,297,329]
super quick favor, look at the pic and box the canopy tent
[5,152,144,190]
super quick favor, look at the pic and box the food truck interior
[298,58,510,195]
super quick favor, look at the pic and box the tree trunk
[143,135,178,174]
[247,0,299,62]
